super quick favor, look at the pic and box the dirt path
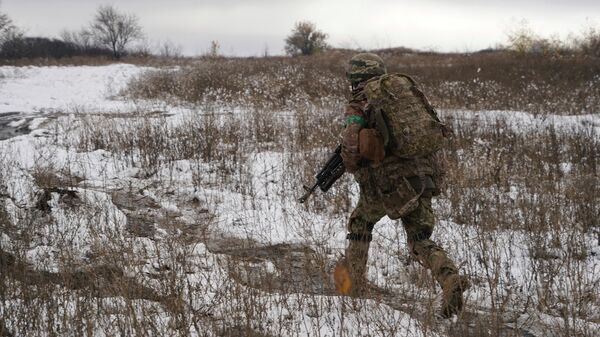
[206,236,336,295]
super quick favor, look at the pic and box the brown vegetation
[0,51,598,336]
[125,50,600,115]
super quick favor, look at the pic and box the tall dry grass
[0,52,599,336]
[125,51,600,115]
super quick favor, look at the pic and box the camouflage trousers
[346,179,459,287]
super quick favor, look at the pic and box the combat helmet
[347,53,387,87]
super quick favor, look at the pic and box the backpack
[363,73,447,159]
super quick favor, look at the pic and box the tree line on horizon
[0,3,599,60]
[0,2,332,60]
[0,4,144,59]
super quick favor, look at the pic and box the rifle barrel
[298,182,319,203]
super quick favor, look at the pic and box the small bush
[505,20,571,57]
[579,24,600,57]
[285,21,329,56]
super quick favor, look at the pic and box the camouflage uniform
[340,53,469,318]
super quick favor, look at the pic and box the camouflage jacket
[341,81,442,217]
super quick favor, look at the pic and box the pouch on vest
[378,177,421,219]
[359,128,385,165]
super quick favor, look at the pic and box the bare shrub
[125,55,348,110]
[206,40,220,58]
[285,21,329,56]
[158,40,183,59]
[61,29,94,50]
[578,24,600,57]
[505,19,572,57]
[0,3,22,52]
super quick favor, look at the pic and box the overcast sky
[2,0,599,56]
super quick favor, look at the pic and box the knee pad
[346,232,373,242]
[406,227,433,243]
[347,212,376,235]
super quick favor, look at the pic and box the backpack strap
[364,75,396,154]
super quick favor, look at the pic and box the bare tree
[0,12,9,32]
[579,23,600,57]
[0,2,21,47]
[0,11,11,44]
[207,40,220,58]
[158,39,182,58]
[60,28,94,50]
[89,5,143,59]
[284,21,328,56]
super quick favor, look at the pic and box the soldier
[337,52,470,318]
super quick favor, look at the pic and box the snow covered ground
[0,64,152,114]
[0,64,599,337]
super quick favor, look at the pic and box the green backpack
[363,73,447,159]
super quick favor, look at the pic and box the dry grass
[125,50,600,115]
[126,53,349,110]
[0,52,599,336]
[393,52,600,115]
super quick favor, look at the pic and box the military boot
[335,238,370,296]
[440,274,471,318]
[410,239,470,318]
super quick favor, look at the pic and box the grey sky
[2,0,599,56]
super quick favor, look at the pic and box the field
[0,51,599,337]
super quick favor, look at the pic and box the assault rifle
[298,144,346,203]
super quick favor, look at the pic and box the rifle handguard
[297,145,346,203]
